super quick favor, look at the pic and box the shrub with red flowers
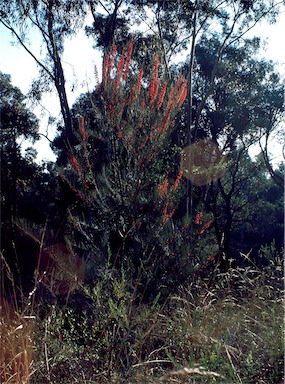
[61,40,216,301]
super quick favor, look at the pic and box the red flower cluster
[101,38,188,166]
[198,220,214,235]
[157,170,183,199]
[195,212,203,225]
[102,38,134,118]
[157,174,169,198]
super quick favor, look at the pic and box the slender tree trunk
[11,131,18,221]
[186,3,197,223]
[217,181,233,271]
[54,59,74,143]
[47,0,74,143]
[221,198,233,270]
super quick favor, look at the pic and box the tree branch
[0,18,54,80]
[259,130,284,189]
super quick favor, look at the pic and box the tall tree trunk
[217,179,233,271]
[54,58,74,143]
[47,0,74,143]
[185,2,198,223]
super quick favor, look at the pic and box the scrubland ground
[1,252,284,384]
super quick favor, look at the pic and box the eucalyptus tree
[0,72,39,221]
[0,70,61,234]
[208,152,284,267]
[190,36,284,265]
[85,0,130,51]
[0,0,88,143]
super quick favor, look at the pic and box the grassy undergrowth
[1,252,284,383]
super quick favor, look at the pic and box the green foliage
[60,43,213,301]
[191,33,285,261]
[206,150,284,262]
[0,72,39,142]
[0,71,46,223]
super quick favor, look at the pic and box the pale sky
[0,8,284,164]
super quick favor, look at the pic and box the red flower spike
[79,116,88,141]
[110,44,117,71]
[159,109,171,134]
[198,220,214,235]
[162,202,169,224]
[103,44,117,84]
[161,202,175,225]
[103,52,110,84]
[108,103,116,118]
[176,74,184,91]
[130,69,144,106]
[166,86,174,111]
[123,37,133,81]
[137,69,144,94]
[172,170,183,191]
[178,82,188,108]
[157,82,167,110]
[148,55,159,106]
[70,155,81,176]
[157,174,169,198]
[113,48,125,93]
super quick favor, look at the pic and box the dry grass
[1,250,283,383]
[0,298,35,384]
